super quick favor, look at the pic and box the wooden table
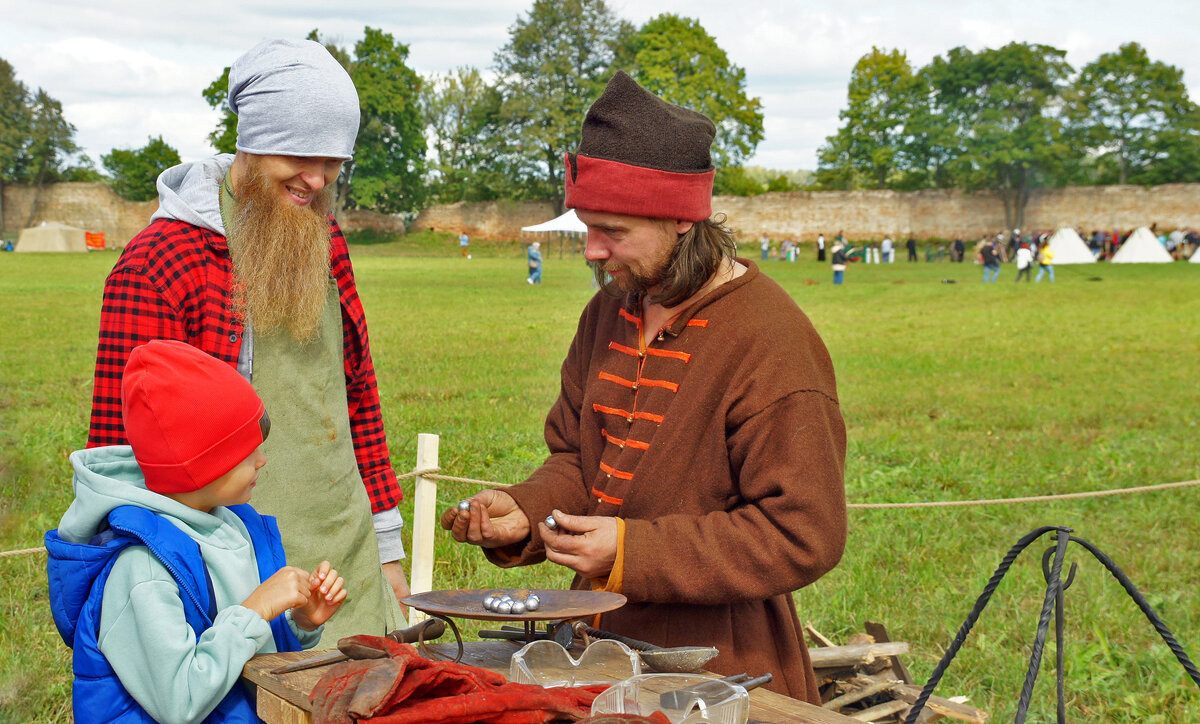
[243,640,858,723]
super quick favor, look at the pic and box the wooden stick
[805,622,837,648]
[848,699,909,721]
[822,679,902,710]
[408,433,440,623]
[807,642,910,669]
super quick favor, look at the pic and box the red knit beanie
[565,70,716,222]
[122,340,266,494]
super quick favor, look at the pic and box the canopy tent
[1111,226,1173,263]
[521,209,587,233]
[16,221,88,252]
[1045,227,1096,264]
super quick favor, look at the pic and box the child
[46,339,347,723]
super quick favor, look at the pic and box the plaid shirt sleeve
[330,223,403,512]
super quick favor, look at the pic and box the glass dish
[509,638,641,688]
[590,673,750,724]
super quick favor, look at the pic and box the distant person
[981,239,1001,283]
[759,232,770,260]
[1035,242,1055,283]
[831,240,847,285]
[953,237,965,262]
[1014,243,1033,282]
[526,240,543,284]
[47,340,346,723]
[459,232,471,258]
[906,236,917,262]
[816,233,826,262]
[880,235,894,263]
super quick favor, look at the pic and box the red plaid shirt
[87,216,402,512]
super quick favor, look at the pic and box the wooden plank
[864,621,913,685]
[256,688,311,724]
[822,678,902,711]
[245,641,863,724]
[808,642,910,669]
[848,699,908,721]
[890,684,988,723]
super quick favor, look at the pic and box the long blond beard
[228,160,333,342]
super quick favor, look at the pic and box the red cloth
[310,636,607,724]
[87,215,401,511]
[122,340,265,493]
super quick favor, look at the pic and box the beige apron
[251,280,406,643]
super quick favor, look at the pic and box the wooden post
[409,433,439,623]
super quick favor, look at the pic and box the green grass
[2,244,1199,721]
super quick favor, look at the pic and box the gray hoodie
[150,154,234,234]
[58,446,320,724]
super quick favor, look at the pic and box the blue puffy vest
[46,504,303,723]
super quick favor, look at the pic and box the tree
[1064,42,1200,184]
[815,48,923,189]
[492,0,628,209]
[0,59,31,229]
[203,29,427,214]
[102,136,182,201]
[345,27,426,214]
[924,42,1073,230]
[624,14,764,171]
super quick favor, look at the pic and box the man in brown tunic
[442,71,846,704]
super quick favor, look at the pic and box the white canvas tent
[521,209,587,233]
[1111,226,1173,263]
[16,221,88,252]
[1190,245,1200,263]
[1045,227,1095,264]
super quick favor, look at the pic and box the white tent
[1190,245,1200,263]
[1045,227,1095,264]
[521,209,587,233]
[1111,226,1173,263]
[15,221,88,252]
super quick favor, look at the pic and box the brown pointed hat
[565,71,715,222]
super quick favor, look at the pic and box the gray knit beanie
[228,39,360,160]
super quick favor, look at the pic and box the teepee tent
[15,221,88,252]
[1111,227,1173,263]
[1045,227,1095,264]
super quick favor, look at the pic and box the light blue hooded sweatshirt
[52,446,321,724]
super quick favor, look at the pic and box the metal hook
[1041,545,1078,591]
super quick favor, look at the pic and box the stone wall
[1,182,407,246]
[7,181,1199,246]
[414,184,1200,242]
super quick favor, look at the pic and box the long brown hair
[594,213,738,308]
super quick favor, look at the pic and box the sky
[2,0,1199,175]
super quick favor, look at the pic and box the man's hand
[242,565,315,623]
[439,489,531,548]
[382,560,410,617]
[540,509,617,580]
[291,561,347,631]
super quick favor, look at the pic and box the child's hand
[290,561,347,631]
[241,566,314,623]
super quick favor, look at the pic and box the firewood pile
[806,622,989,723]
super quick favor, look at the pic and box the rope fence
[5,442,1198,561]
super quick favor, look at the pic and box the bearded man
[442,71,847,703]
[88,39,408,642]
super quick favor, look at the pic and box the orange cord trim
[632,410,665,423]
[599,461,634,481]
[598,371,635,388]
[645,347,691,362]
[608,341,640,358]
[619,308,641,325]
[686,319,709,327]
[592,485,626,503]
[593,403,632,419]
[637,377,679,392]
[601,429,650,450]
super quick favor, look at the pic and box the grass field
[2,237,1199,722]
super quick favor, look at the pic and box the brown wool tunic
[486,260,847,703]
